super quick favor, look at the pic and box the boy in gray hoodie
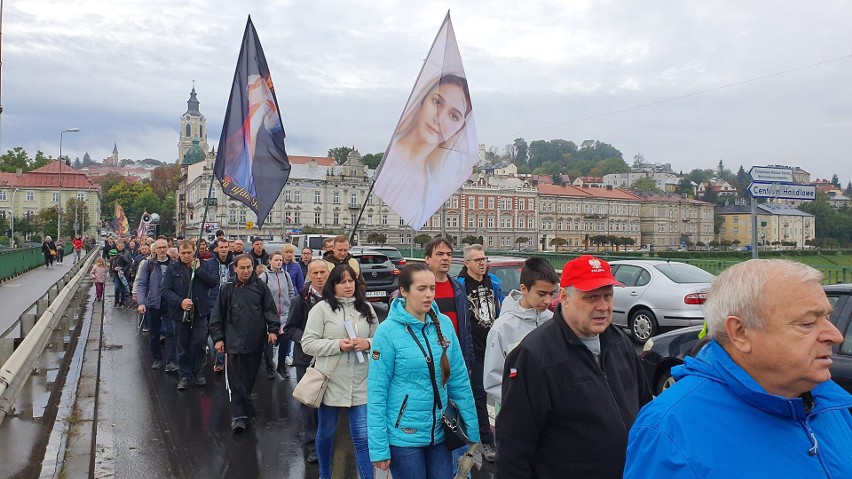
[483,257,559,405]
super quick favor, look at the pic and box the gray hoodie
[259,268,295,334]
[483,289,553,403]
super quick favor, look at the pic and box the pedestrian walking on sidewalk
[259,251,295,380]
[209,254,280,433]
[56,238,66,264]
[72,235,84,264]
[42,236,57,268]
[90,257,108,301]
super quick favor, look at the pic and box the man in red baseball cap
[496,255,651,478]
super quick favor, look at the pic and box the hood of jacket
[500,289,553,325]
[674,340,852,420]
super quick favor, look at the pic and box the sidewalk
[0,250,89,335]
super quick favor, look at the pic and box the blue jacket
[367,299,480,462]
[625,340,852,478]
[202,255,234,315]
[283,259,305,292]
[135,257,174,309]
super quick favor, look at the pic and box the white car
[609,260,714,343]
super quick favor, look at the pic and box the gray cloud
[2,0,851,182]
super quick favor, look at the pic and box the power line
[485,52,852,143]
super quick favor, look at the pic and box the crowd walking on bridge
[87,230,851,478]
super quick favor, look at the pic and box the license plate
[365,291,387,298]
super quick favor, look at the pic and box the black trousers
[471,356,495,444]
[295,366,318,448]
[227,352,262,420]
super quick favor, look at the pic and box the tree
[328,146,355,165]
[513,138,528,165]
[831,174,840,188]
[36,206,59,238]
[734,165,750,199]
[629,177,660,192]
[589,157,630,177]
[549,237,567,251]
[484,145,501,164]
[119,158,136,167]
[32,150,52,170]
[0,147,30,172]
[678,178,696,196]
[362,152,383,169]
[845,182,852,198]
[146,164,181,201]
[515,236,530,250]
[414,233,432,248]
[72,157,82,169]
[367,233,387,245]
[716,160,732,182]
[81,152,93,167]
[461,235,479,245]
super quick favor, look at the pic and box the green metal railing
[0,244,74,283]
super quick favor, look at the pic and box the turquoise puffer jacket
[367,298,480,462]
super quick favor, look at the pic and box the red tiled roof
[0,165,99,190]
[288,155,335,166]
[639,194,711,205]
[537,184,590,197]
[575,186,639,200]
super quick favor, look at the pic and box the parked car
[449,256,525,298]
[640,283,852,395]
[609,260,714,343]
[349,248,399,303]
[364,246,407,268]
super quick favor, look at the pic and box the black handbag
[405,324,470,450]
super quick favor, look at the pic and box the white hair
[705,259,823,343]
[463,243,485,260]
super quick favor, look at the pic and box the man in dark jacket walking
[210,254,280,433]
[496,255,652,478]
[162,240,218,391]
[282,258,328,462]
[203,237,233,373]
[248,236,269,268]
[111,240,134,307]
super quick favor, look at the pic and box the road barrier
[0,244,74,283]
[0,248,98,422]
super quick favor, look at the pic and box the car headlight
[642,337,655,353]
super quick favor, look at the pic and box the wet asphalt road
[100,297,497,478]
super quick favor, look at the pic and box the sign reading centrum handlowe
[748,182,817,200]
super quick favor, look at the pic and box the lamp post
[10,187,17,248]
[58,128,80,240]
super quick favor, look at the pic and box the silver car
[609,260,714,343]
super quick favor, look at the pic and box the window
[487,216,495,228]
[478,217,484,228]
[468,197,475,209]
[314,191,321,204]
[399,218,405,226]
[528,217,534,229]
[468,216,475,228]
[333,192,340,204]
[294,190,301,202]
[519,199,525,210]
[77,192,86,201]
[229,208,237,223]
[382,215,388,226]
[451,196,458,208]
[350,193,358,207]
[733,216,739,223]
[0,191,6,201]
[284,190,292,202]
[239,209,247,223]
[314,212,321,224]
[350,213,357,224]
[733,227,739,235]
[53,192,60,202]
[333,213,339,224]
[501,216,512,228]
[517,216,524,229]
[294,212,300,224]
[367,215,373,225]
[478,197,485,209]
[185,123,191,137]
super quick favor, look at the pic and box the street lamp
[58,127,80,240]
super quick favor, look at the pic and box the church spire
[185,81,201,116]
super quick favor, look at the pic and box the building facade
[0,162,101,241]
[638,194,715,249]
[717,204,815,248]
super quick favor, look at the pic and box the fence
[0,244,74,283]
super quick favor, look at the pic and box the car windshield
[654,263,715,283]
[357,254,389,265]
[376,248,402,259]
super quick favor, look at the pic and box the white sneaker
[285,356,293,366]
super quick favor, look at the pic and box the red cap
[560,255,623,291]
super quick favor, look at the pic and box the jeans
[389,443,453,479]
[316,404,372,479]
[174,315,209,379]
[263,334,291,372]
[471,357,495,444]
[113,274,128,304]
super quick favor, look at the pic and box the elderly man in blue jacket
[625,259,852,478]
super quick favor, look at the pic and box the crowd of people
[88,230,852,478]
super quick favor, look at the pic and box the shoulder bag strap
[405,324,443,410]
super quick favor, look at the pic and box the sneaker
[266,369,275,380]
[142,326,149,333]
[195,376,207,387]
[151,360,162,370]
[285,356,293,366]
[213,363,224,373]
[482,443,497,463]
[164,362,179,374]
[177,377,190,391]
[306,448,318,463]
[276,367,290,379]
[231,418,246,434]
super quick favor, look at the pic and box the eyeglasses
[468,257,488,264]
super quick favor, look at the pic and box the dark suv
[364,246,407,268]
[350,248,400,303]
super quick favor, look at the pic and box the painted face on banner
[416,82,467,145]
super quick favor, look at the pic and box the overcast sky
[3,0,851,182]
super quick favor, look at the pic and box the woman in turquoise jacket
[368,263,480,478]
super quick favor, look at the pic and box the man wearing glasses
[456,244,504,462]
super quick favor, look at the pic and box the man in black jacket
[282,259,327,462]
[162,240,219,391]
[110,240,134,307]
[210,254,279,433]
[496,255,652,478]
